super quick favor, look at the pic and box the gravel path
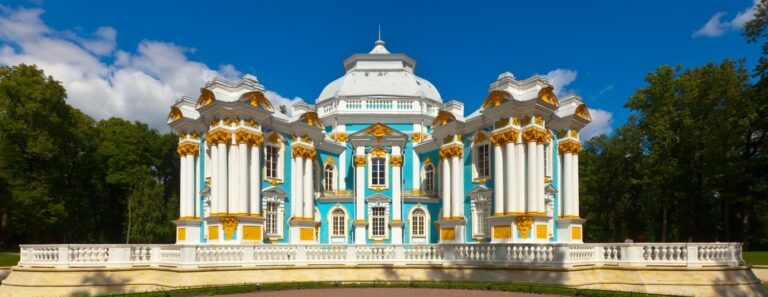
[214,288,565,297]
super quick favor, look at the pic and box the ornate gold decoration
[443,135,454,144]
[292,146,317,159]
[391,155,403,167]
[178,132,187,140]
[291,134,297,141]
[331,132,347,143]
[361,123,395,141]
[411,132,422,142]
[235,130,264,146]
[205,130,231,145]
[490,129,520,146]
[176,143,200,156]
[474,177,487,184]
[521,117,531,126]
[569,130,579,138]
[538,86,559,106]
[221,216,238,240]
[370,147,387,157]
[299,111,324,128]
[191,132,199,139]
[423,156,433,164]
[223,117,232,126]
[233,117,241,125]
[245,118,259,128]
[354,156,366,167]
[522,128,549,143]
[168,107,182,122]
[482,90,511,108]
[575,104,591,120]
[439,145,463,160]
[534,116,544,125]
[514,216,534,239]
[211,117,221,126]
[512,117,520,126]
[558,140,582,154]
[325,156,335,165]
[473,132,488,144]
[495,118,508,128]
[372,186,384,192]
[432,111,456,126]
[544,176,552,183]
[267,132,283,144]
[196,88,215,107]
[205,177,211,185]
[243,91,274,112]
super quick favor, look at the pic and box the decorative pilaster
[175,134,200,243]
[440,153,452,219]
[391,147,403,244]
[439,142,465,243]
[492,140,504,215]
[556,131,584,243]
[354,146,366,245]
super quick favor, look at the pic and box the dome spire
[370,25,390,54]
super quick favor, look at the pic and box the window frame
[260,186,287,241]
[409,206,430,244]
[323,163,336,192]
[471,132,492,182]
[263,132,285,183]
[422,162,436,194]
[367,148,390,190]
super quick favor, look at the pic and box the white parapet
[17,242,743,269]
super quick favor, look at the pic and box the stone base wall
[0,265,764,297]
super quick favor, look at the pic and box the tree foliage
[0,64,178,246]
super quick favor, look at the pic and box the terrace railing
[18,242,743,269]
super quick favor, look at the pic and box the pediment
[365,193,391,203]
[262,185,288,200]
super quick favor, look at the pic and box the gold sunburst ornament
[432,111,456,126]
[575,104,591,120]
[537,86,559,106]
[361,123,395,141]
[196,88,215,107]
[482,90,511,109]
[299,112,324,129]
[168,107,182,122]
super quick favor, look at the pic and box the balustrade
[16,243,743,268]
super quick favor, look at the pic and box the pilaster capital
[354,155,366,167]
[439,145,463,160]
[292,145,316,159]
[205,129,231,145]
[522,128,549,144]
[177,142,200,156]
[558,139,582,154]
[390,155,403,167]
[235,129,264,146]
[490,129,520,146]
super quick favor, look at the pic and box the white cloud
[580,108,614,141]
[693,0,759,38]
[544,68,578,96]
[264,90,304,116]
[0,6,294,130]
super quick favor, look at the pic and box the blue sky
[0,1,762,137]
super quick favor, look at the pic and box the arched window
[412,208,425,237]
[423,163,435,193]
[331,208,345,236]
[324,164,335,192]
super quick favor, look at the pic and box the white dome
[317,40,442,103]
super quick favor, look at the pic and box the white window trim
[327,204,348,243]
[471,132,491,182]
[263,133,285,183]
[471,200,491,240]
[408,204,430,244]
[367,199,390,240]
[323,163,337,192]
[261,189,287,240]
[421,162,436,194]
[367,151,390,190]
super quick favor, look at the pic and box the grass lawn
[0,253,19,267]
[743,251,768,266]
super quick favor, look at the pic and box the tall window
[372,206,386,237]
[265,202,279,235]
[412,208,425,237]
[371,157,386,186]
[324,164,335,192]
[476,143,490,178]
[331,209,345,236]
[265,145,279,180]
[473,201,490,238]
[424,164,435,193]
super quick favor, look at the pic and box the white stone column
[526,141,536,213]
[504,142,515,214]
[516,141,525,214]
[441,156,451,219]
[250,143,261,216]
[354,146,366,245]
[451,154,462,218]
[238,141,248,215]
[391,146,403,244]
[573,153,580,217]
[194,152,200,217]
[493,143,504,215]
[186,154,196,218]
[339,150,346,192]
[228,140,238,214]
[294,154,304,219]
[179,152,188,218]
[217,141,228,214]
[210,144,219,215]
[563,152,573,216]
[303,156,314,219]
[537,142,545,213]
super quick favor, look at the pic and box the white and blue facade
[168,40,592,245]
